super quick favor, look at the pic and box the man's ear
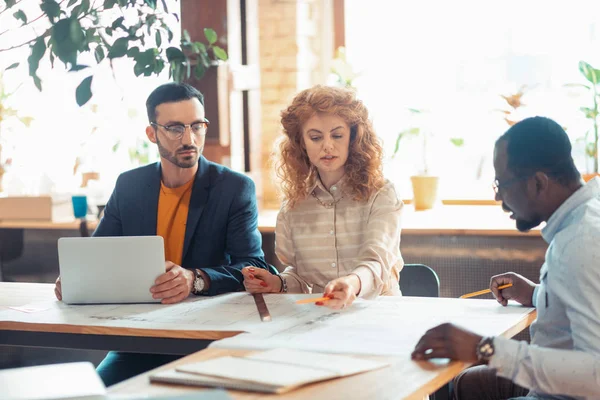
[533,171,549,196]
[146,125,157,144]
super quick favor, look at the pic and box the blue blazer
[94,156,270,295]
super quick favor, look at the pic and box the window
[344,0,600,201]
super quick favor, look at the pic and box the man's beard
[156,138,202,169]
[516,216,543,232]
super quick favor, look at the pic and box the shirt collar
[308,175,348,199]
[542,177,600,242]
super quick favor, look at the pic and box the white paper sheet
[0,292,338,335]
[210,297,535,356]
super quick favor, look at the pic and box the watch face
[477,337,495,360]
[194,276,205,293]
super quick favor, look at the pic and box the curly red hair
[275,85,384,208]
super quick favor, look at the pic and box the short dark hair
[145,82,204,122]
[497,116,580,185]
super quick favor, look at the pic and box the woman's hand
[241,266,282,293]
[321,274,361,310]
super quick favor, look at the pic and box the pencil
[460,283,512,299]
[295,296,331,304]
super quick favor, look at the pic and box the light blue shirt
[490,177,600,400]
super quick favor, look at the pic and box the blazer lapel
[182,156,211,259]
[142,162,161,235]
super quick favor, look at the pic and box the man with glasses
[412,117,600,399]
[54,82,271,386]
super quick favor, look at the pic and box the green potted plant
[565,61,599,181]
[392,109,464,210]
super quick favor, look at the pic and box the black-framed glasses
[151,119,209,139]
[492,175,531,194]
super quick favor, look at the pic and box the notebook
[150,348,390,394]
[0,362,106,400]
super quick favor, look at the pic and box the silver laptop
[58,236,165,304]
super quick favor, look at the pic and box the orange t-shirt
[156,179,195,266]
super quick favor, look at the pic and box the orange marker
[295,296,331,304]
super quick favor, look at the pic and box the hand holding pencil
[488,272,537,307]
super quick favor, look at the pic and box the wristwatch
[192,269,206,295]
[476,336,496,362]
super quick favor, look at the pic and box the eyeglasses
[492,175,531,194]
[151,119,209,140]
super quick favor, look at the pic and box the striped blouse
[276,178,404,298]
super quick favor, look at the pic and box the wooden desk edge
[0,321,241,341]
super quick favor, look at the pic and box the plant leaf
[40,0,62,23]
[94,46,105,63]
[165,46,185,61]
[204,28,217,45]
[144,0,157,9]
[213,45,227,61]
[4,0,16,8]
[68,0,78,6]
[69,64,89,71]
[13,10,27,24]
[194,62,206,80]
[108,37,129,59]
[28,37,46,77]
[75,75,93,106]
[160,0,169,12]
[579,61,599,85]
[155,30,162,47]
[5,62,19,71]
[450,138,464,147]
[183,29,191,43]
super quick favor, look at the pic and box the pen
[460,283,512,299]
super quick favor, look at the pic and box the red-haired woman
[243,85,403,310]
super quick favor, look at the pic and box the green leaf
[580,107,599,120]
[155,30,162,47]
[5,62,19,71]
[194,62,206,80]
[450,138,464,147]
[192,41,206,54]
[28,37,47,77]
[586,142,597,158]
[5,0,16,8]
[204,28,217,45]
[103,0,117,8]
[144,0,157,9]
[94,46,105,63]
[70,64,89,71]
[160,0,169,12]
[69,18,85,47]
[68,0,78,6]
[13,10,27,24]
[75,75,93,106]
[183,29,191,43]
[167,28,174,42]
[71,0,89,17]
[213,46,227,61]
[33,75,42,91]
[40,0,61,23]
[127,46,140,57]
[50,18,79,66]
[111,16,125,30]
[563,83,591,91]
[165,46,185,61]
[108,37,129,58]
[579,61,599,85]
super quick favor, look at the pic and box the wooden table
[109,308,536,400]
[0,283,236,355]
[0,205,540,236]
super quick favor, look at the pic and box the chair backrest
[399,263,440,297]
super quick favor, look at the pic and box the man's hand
[241,267,281,293]
[150,261,194,304]
[54,276,62,301]
[411,323,482,362]
[490,272,537,307]
[321,274,361,310]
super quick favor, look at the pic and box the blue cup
[71,195,88,218]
